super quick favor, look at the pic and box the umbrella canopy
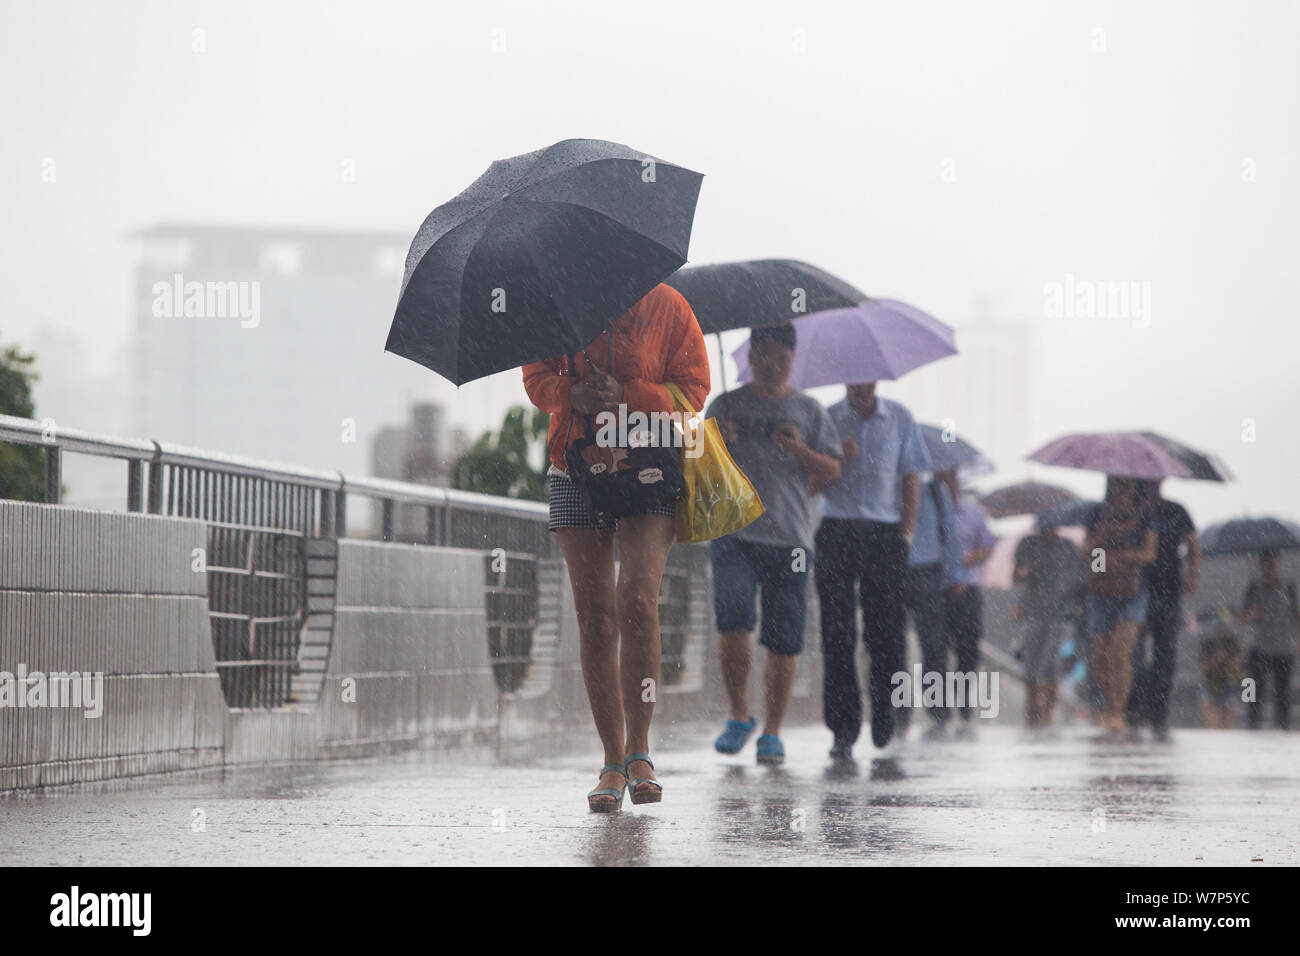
[917,424,993,476]
[1027,431,1230,481]
[1137,432,1233,482]
[1199,517,1300,556]
[731,299,956,388]
[386,138,704,385]
[980,481,1082,519]
[663,259,866,335]
[1037,499,1101,530]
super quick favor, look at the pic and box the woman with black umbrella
[523,283,709,811]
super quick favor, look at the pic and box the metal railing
[0,415,558,707]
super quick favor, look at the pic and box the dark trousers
[815,518,907,747]
[944,586,983,720]
[1246,652,1293,730]
[1126,594,1181,729]
[905,563,948,726]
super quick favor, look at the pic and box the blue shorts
[1084,589,1149,636]
[709,536,810,656]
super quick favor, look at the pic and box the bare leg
[762,651,797,737]
[557,528,624,801]
[614,514,677,795]
[1042,681,1059,726]
[718,630,753,722]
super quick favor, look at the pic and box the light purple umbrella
[1027,431,1219,480]
[731,298,957,388]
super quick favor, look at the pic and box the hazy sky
[3,0,1298,525]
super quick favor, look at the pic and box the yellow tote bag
[665,384,765,543]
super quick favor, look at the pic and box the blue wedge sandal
[624,753,663,805]
[588,764,627,813]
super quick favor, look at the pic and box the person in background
[903,471,963,738]
[1125,479,1199,741]
[817,383,930,757]
[1083,477,1158,739]
[705,323,842,766]
[1013,522,1088,727]
[1238,548,1300,730]
[1199,611,1243,729]
[939,468,998,730]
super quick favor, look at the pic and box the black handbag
[557,331,685,522]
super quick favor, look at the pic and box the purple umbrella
[1027,431,1226,481]
[731,298,957,388]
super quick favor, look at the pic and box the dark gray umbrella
[664,259,865,390]
[386,139,703,385]
[664,259,866,335]
[1200,517,1300,556]
[980,481,1082,519]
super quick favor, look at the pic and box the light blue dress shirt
[821,396,932,523]
[909,481,964,581]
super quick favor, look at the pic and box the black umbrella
[663,259,865,392]
[664,259,866,335]
[386,139,703,385]
[980,481,1081,519]
[1200,517,1300,556]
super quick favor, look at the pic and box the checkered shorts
[546,466,676,532]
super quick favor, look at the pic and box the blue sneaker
[756,733,785,765]
[714,716,756,754]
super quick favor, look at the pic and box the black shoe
[829,732,855,759]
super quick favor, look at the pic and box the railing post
[43,446,61,504]
[381,499,394,542]
[127,460,144,512]
[336,490,348,538]
[147,444,164,514]
[426,505,438,546]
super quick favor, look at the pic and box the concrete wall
[1,498,1029,791]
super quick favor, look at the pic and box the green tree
[0,345,44,502]
[452,405,550,501]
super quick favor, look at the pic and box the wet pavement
[2,722,1297,866]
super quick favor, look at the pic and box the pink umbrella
[731,298,957,388]
[1027,432,1205,480]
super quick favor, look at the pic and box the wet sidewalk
[2,723,1296,866]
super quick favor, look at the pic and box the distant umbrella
[386,138,703,385]
[732,298,956,388]
[1027,431,1230,481]
[1037,499,1101,531]
[917,424,993,476]
[663,259,866,335]
[1200,517,1300,556]
[981,481,1081,519]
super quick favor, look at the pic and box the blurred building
[887,312,1035,490]
[126,222,443,479]
[371,402,470,538]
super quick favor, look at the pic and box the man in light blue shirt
[904,477,964,737]
[816,383,931,754]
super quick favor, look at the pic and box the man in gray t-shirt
[1240,548,1299,729]
[704,324,842,765]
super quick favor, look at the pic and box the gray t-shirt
[704,386,841,549]
[1014,532,1086,618]
[1243,578,1299,656]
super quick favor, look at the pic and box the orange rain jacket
[523,283,711,472]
